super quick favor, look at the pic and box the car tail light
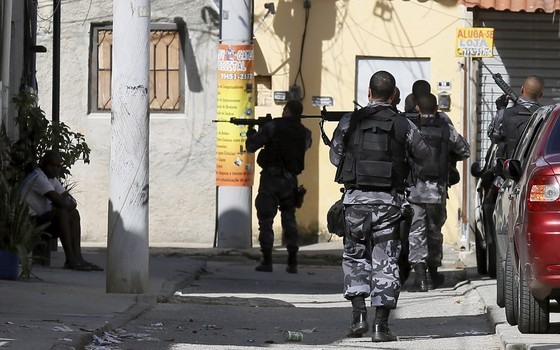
[528,175,560,211]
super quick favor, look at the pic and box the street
[87,256,501,350]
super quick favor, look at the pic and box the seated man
[19,150,102,271]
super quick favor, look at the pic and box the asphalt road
[86,259,501,350]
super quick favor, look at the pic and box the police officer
[329,71,431,342]
[487,75,544,159]
[246,100,312,274]
[407,93,470,292]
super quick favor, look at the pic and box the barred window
[90,25,183,113]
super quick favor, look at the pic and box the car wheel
[486,240,497,278]
[475,228,487,275]
[505,247,518,325]
[496,248,505,307]
[518,265,550,333]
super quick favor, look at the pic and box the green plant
[0,174,48,279]
[11,90,91,179]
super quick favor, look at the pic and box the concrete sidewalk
[0,240,474,350]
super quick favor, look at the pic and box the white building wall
[35,0,219,245]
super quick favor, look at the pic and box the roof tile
[459,0,560,12]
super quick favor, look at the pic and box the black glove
[246,126,257,137]
[495,94,509,110]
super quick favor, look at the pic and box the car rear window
[545,113,560,155]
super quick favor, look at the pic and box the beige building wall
[34,0,474,247]
[253,0,474,246]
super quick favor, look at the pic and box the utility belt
[263,166,295,178]
[344,184,405,195]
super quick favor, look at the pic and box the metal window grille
[93,28,182,113]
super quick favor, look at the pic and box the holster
[295,185,307,208]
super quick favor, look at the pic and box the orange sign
[215,44,255,187]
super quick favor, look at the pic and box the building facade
[29,0,560,248]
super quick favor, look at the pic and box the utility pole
[214,0,254,248]
[107,0,151,294]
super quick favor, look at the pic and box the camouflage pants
[342,204,402,309]
[255,169,298,251]
[408,202,428,266]
[409,202,445,268]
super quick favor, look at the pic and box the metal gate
[474,10,560,162]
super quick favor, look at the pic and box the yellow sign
[455,28,494,58]
[215,44,255,187]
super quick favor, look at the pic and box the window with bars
[90,24,184,113]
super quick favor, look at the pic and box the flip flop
[63,263,92,271]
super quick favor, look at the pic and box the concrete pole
[1,0,13,132]
[107,0,150,294]
[52,0,60,125]
[215,0,254,249]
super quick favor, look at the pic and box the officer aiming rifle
[212,106,355,146]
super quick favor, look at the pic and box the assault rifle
[211,114,273,127]
[212,106,355,146]
[478,59,519,103]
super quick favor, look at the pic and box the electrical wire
[293,4,310,101]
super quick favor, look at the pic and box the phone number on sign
[220,73,254,80]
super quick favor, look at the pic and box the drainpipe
[1,0,13,133]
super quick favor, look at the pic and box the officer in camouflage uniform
[329,71,431,342]
[246,100,312,274]
[487,75,544,159]
[407,93,470,292]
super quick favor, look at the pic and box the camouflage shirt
[407,114,470,204]
[329,101,431,205]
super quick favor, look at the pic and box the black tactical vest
[256,117,308,175]
[335,107,409,192]
[418,116,449,184]
[502,104,539,158]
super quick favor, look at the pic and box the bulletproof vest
[502,104,539,158]
[256,117,308,175]
[400,112,421,129]
[335,107,409,192]
[418,116,449,184]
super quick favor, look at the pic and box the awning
[459,0,560,12]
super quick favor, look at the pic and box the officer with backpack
[487,75,544,159]
[405,93,470,292]
[329,71,431,342]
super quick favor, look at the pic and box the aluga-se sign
[455,27,494,58]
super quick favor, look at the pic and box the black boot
[427,265,445,290]
[255,249,273,272]
[346,296,368,337]
[408,262,428,292]
[371,307,397,342]
[286,246,298,274]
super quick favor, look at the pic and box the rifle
[212,104,361,146]
[211,114,272,127]
[478,59,519,103]
[309,101,363,146]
